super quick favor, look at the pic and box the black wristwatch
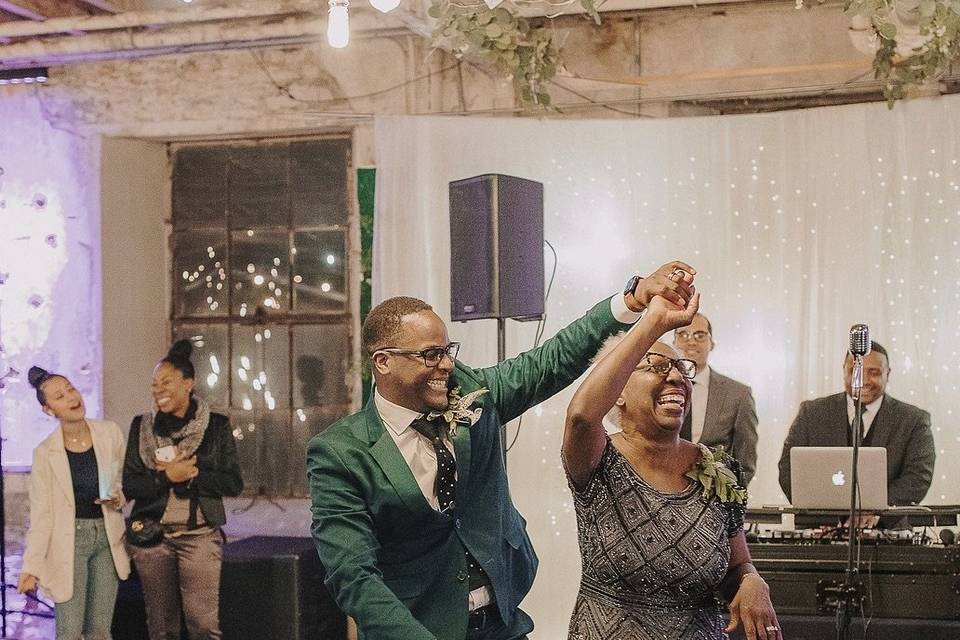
[623,275,645,311]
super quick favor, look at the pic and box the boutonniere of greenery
[427,386,489,436]
[685,444,748,506]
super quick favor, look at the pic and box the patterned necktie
[680,380,696,441]
[410,416,457,513]
[410,416,491,591]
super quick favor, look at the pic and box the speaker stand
[497,318,507,461]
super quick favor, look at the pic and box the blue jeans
[55,518,119,640]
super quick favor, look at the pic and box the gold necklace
[64,422,89,445]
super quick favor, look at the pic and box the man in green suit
[307,261,696,640]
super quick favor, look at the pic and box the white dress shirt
[375,391,457,512]
[846,393,884,439]
[610,291,644,324]
[689,366,711,443]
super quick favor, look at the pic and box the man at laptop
[778,341,935,506]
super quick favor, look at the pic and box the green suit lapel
[362,399,434,516]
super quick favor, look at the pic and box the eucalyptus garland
[429,1,561,107]
[845,0,960,102]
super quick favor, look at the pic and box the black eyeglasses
[374,342,460,368]
[675,330,711,343]
[635,354,697,379]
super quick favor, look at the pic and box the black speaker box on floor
[113,537,345,640]
[449,174,544,322]
[220,536,346,640]
[111,565,150,640]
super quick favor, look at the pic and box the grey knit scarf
[138,396,211,470]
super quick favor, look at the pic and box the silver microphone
[849,324,870,400]
[849,324,871,357]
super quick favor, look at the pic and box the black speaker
[112,565,151,640]
[220,536,346,640]
[449,174,544,322]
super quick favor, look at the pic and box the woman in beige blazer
[17,367,130,640]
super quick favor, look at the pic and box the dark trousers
[466,607,533,640]
[126,529,222,640]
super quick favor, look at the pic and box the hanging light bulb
[327,0,350,48]
[370,0,401,13]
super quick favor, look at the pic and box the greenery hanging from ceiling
[428,0,601,108]
[845,0,960,102]
[430,0,960,108]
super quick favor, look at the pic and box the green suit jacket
[307,297,632,640]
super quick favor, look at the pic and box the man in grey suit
[778,341,935,506]
[673,313,759,486]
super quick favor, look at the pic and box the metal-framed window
[169,136,357,497]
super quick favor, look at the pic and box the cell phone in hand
[155,445,177,463]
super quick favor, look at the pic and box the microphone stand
[837,353,866,640]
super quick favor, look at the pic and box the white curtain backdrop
[373,98,960,637]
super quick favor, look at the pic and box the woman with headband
[122,339,243,640]
[18,366,129,640]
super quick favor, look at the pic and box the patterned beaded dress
[566,439,745,640]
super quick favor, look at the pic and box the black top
[66,447,102,519]
[123,411,244,528]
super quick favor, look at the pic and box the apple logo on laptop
[832,470,846,486]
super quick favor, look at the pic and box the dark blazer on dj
[777,392,935,506]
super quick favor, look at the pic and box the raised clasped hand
[643,267,700,333]
[725,573,782,639]
[633,260,697,310]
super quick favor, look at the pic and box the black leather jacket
[123,411,243,527]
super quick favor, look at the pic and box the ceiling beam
[0,0,88,20]
[0,15,326,67]
[0,1,47,21]
[74,0,119,13]
[0,0,318,39]
[566,59,874,87]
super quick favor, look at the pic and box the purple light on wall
[0,93,102,468]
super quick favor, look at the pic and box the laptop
[790,447,888,510]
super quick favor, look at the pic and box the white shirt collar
[374,389,424,436]
[845,392,884,418]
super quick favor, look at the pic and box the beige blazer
[21,419,131,603]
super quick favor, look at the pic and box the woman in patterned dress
[563,269,781,640]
